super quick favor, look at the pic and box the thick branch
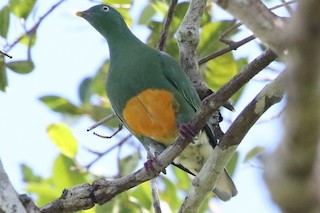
[211,0,286,56]
[176,0,207,82]
[265,1,320,212]
[157,0,178,51]
[179,49,281,212]
[0,158,39,213]
[40,47,276,213]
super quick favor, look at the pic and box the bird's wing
[159,52,201,110]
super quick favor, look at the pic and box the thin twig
[93,124,123,138]
[150,178,162,213]
[84,134,132,169]
[5,0,65,52]
[269,0,296,11]
[0,50,12,59]
[87,113,116,131]
[198,35,255,65]
[157,0,178,51]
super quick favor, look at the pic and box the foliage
[0,0,266,212]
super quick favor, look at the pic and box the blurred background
[0,0,288,212]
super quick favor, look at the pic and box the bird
[76,4,237,201]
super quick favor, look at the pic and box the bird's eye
[102,5,109,12]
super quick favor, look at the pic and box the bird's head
[76,4,126,37]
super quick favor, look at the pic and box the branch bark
[40,47,277,213]
[210,0,287,56]
[179,49,281,212]
[264,1,320,212]
[0,158,40,213]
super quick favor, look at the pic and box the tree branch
[211,0,286,56]
[157,0,178,51]
[0,158,40,213]
[176,0,207,83]
[182,71,286,210]
[264,1,320,212]
[5,0,65,52]
[40,47,277,213]
[198,35,255,65]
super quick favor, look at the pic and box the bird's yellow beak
[76,11,84,17]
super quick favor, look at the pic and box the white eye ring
[102,5,109,12]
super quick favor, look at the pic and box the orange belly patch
[122,89,179,143]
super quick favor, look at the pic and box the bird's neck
[103,26,145,60]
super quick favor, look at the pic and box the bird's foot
[144,157,163,174]
[179,123,196,141]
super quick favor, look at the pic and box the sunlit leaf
[6,60,34,74]
[150,1,168,17]
[47,123,78,158]
[129,181,152,210]
[244,146,265,163]
[39,95,83,115]
[205,52,238,91]
[51,154,87,189]
[172,166,191,191]
[9,0,36,19]
[198,21,236,56]
[26,182,61,206]
[138,3,156,25]
[79,77,93,104]
[20,33,37,47]
[0,6,10,38]
[103,0,132,4]
[160,175,180,211]
[21,164,42,183]
[0,58,7,91]
[119,152,141,176]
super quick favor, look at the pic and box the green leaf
[198,21,236,56]
[79,77,92,104]
[104,0,132,4]
[0,58,7,91]
[6,60,34,74]
[244,146,265,163]
[95,199,117,213]
[160,175,180,211]
[150,1,168,17]
[138,3,156,25]
[51,154,87,188]
[172,166,191,191]
[0,6,10,38]
[47,123,78,158]
[26,182,61,206]
[39,95,83,115]
[21,164,42,183]
[9,0,36,19]
[129,181,152,210]
[119,152,141,176]
[197,195,210,213]
[226,151,239,176]
[92,60,108,97]
[20,33,37,47]
[204,52,238,91]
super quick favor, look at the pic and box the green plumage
[77,4,237,201]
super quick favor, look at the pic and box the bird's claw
[179,123,196,141]
[144,157,163,174]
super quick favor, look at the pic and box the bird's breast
[122,89,179,144]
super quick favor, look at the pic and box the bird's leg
[144,154,165,174]
[179,123,196,140]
